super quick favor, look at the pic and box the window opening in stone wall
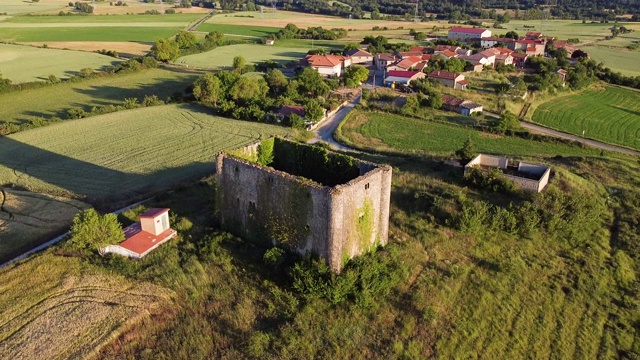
[365,183,370,190]
[234,166,239,173]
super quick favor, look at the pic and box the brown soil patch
[19,41,152,57]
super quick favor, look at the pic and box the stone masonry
[215,138,392,272]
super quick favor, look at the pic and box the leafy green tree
[496,111,521,134]
[0,73,11,93]
[455,136,476,164]
[304,99,324,122]
[296,67,330,97]
[426,91,442,109]
[151,38,179,61]
[205,31,223,46]
[232,55,246,73]
[505,31,519,39]
[265,69,288,95]
[344,65,369,88]
[215,70,241,92]
[193,73,223,106]
[69,209,124,255]
[175,30,197,49]
[343,43,360,54]
[229,76,269,103]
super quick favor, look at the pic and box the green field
[0,0,69,15]
[532,85,640,150]
[338,111,602,158]
[3,14,202,23]
[502,20,638,42]
[196,23,280,37]
[0,43,120,83]
[0,104,291,203]
[0,68,197,125]
[0,26,182,42]
[581,45,640,77]
[175,43,309,68]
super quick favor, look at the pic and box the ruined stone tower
[215,138,392,272]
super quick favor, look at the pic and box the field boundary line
[0,198,153,270]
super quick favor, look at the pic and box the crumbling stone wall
[215,138,392,272]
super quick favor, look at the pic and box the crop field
[337,111,603,157]
[581,45,640,77]
[0,104,291,204]
[175,43,309,68]
[532,85,640,150]
[196,23,280,38]
[0,190,89,264]
[205,10,444,31]
[502,20,627,42]
[0,0,70,15]
[0,68,197,125]
[18,41,153,57]
[0,43,120,83]
[0,254,172,359]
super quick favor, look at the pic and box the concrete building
[374,53,397,70]
[216,138,392,273]
[103,208,177,258]
[428,70,468,90]
[384,70,426,87]
[302,54,352,77]
[464,154,551,192]
[442,95,483,115]
[448,27,491,40]
[386,56,424,71]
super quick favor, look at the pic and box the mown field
[532,85,640,150]
[196,23,280,38]
[0,254,172,359]
[0,68,197,125]
[0,0,69,15]
[0,190,89,264]
[175,43,309,68]
[502,20,640,43]
[0,43,120,83]
[337,110,603,157]
[0,104,291,204]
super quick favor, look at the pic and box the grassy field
[3,14,203,23]
[196,23,280,38]
[0,0,69,15]
[0,104,291,205]
[501,20,640,42]
[581,45,640,77]
[175,43,309,68]
[532,85,640,150]
[0,189,89,263]
[0,43,120,83]
[0,68,197,125]
[337,110,603,158]
[0,254,172,359]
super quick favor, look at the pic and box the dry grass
[91,3,210,16]
[0,254,172,360]
[18,41,153,57]
[0,189,89,263]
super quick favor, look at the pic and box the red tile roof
[458,80,469,85]
[511,53,528,59]
[435,45,459,52]
[449,27,489,34]
[139,208,169,218]
[346,49,372,57]
[388,70,421,78]
[277,105,305,117]
[392,56,423,69]
[398,51,424,58]
[442,95,465,106]
[376,53,397,61]
[421,54,431,61]
[437,49,457,58]
[429,70,462,80]
[526,31,542,37]
[119,223,177,256]
[304,55,348,67]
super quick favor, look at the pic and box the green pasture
[196,23,280,37]
[501,20,616,41]
[175,43,309,68]
[581,45,640,77]
[4,13,202,23]
[0,43,120,83]
[532,85,640,150]
[0,104,291,203]
[0,68,197,124]
[0,26,181,42]
[338,111,602,157]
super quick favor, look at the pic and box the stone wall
[215,139,392,272]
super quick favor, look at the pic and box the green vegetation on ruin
[531,85,640,150]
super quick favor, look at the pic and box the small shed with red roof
[103,208,177,259]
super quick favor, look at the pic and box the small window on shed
[234,166,239,173]
[365,183,370,190]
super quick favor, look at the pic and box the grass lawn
[337,110,603,158]
[580,45,640,77]
[0,68,197,124]
[175,43,309,68]
[0,43,120,83]
[0,104,291,204]
[532,85,640,150]
[0,26,182,42]
[0,0,69,15]
[196,23,280,37]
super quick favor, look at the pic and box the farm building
[386,56,425,71]
[428,70,468,89]
[441,95,483,115]
[216,138,392,273]
[346,48,373,64]
[464,155,551,193]
[384,70,426,87]
[103,208,177,258]
[448,27,491,40]
[301,54,352,77]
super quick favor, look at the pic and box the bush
[69,209,124,255]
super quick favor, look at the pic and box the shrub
[69,209,124,255]
[263,247,286,268]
